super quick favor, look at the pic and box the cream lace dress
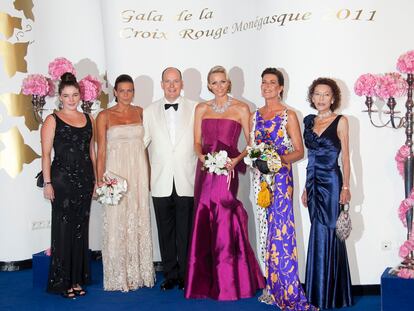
[102,124,155,291]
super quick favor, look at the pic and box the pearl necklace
[212,97,232,113]
[317,110,332,119]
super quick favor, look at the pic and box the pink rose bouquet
[21,74,50,96]
[397,50,414,74]
[48,57,76,81]
[354,73,378,97]
[375,72,408,100]
[79,75,102,101]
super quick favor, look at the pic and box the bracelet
[342,186,349,190]
[43,182,52,187]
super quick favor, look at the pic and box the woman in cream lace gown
[96,74,155,291]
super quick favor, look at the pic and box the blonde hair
[207,65,232,93]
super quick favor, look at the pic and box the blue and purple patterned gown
[254,110,317,310]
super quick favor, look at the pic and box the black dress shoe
[160,279,177,290]
[177,278,185,290]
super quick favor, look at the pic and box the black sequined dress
[47,113,94,293]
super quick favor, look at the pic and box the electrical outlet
[31,221,39,230]
[31,220,51,230]
[381,241,392,251]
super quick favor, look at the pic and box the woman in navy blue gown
[301,77,353,309]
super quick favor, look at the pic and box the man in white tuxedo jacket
[143,67,197,291]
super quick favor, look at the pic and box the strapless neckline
[108,123,143,131]
[202,118,241,126]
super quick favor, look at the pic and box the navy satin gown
[303,114,353,309]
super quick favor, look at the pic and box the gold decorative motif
[99,91,109,109]
[0,40,28,77]
[0,126,40,178]
[0,12,22,39]
[13,0,34,21]
[99,72,109,109]
[0,93,40,131]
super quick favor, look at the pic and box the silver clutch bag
[336,203,352,241]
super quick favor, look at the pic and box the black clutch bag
[35,171,44,188]
[336,203,352,241]
[253,159,270,174]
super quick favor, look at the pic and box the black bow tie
[164,103,178,111]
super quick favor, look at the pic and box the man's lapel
[157,101,173,147]
[174,99,192,147]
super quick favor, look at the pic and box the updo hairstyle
[58,72,79,95]
[207,65,232,93]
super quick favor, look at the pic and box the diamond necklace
[317,110,332,119]
[212,97,232,113]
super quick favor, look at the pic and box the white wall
[0,0,413,285]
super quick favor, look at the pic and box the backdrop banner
[0,0,412,285]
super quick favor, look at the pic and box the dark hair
[58,72,79,95]
[161,67,182,81]
[114,74,134,90]
[307,77,341,111]
[114,74,134,102]
[261,68,284,99]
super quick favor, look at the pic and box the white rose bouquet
[203,150,231,176]
[96,171,128,206]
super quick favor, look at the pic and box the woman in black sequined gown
[41,73,96,298]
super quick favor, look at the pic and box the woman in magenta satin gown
[185,66,264,300]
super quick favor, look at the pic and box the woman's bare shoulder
[232,98,250,112]
[195,101,211,112]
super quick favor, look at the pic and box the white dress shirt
[163,97,181,145]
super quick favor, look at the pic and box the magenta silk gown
[185,118,265,300]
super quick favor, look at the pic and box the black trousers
[152,182,193,280]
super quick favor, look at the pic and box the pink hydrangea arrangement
[399,237,414,258]
[375,72,408,100]
[397,50,414,74]
[21,74,50,96]
[79,75,102,101]
[48,57,76,81]
[354,73,378,97]
[398,268,414,279]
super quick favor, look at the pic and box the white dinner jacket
[143,96,197,197]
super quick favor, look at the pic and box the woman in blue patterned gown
[302,78,352,309]
[252,68,317,310]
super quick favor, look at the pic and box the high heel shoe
[73,287,87,296]
[61,289,76,299]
